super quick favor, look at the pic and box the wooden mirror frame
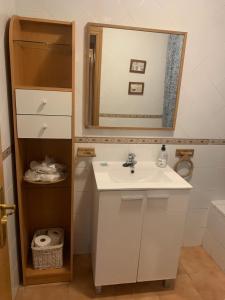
[84,22,187,131]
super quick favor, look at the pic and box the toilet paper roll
[34,235,51,248]
[47,228,63,246]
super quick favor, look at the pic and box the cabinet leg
[95,286,102,294]
[162,279,174,289]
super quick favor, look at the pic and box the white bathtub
[203,200,225,272]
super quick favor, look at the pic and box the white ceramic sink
[92,161,192,190]
[109,168,172,183]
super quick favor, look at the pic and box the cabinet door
[137,191,188,282]
[94,191,144,286]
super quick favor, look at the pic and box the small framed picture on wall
[128,82,144,95]
[129,59,146,74]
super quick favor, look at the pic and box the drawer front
[17,115,71,139]
[16,89,72,116]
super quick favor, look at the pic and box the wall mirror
[84,23,187,130]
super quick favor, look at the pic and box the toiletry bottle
[157,144,168,168]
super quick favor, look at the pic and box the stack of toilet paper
[33,228,64,248]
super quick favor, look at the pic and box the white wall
[0,0,19,298]
[99,28,168,127]
[15,0,225,252]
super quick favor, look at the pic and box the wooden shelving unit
[9,16,75,285]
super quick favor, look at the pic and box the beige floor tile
[68,285,115,300]
[158,274,202,300]
[133,293,160,300]
[16,283,69,300]
[16,247,225,300]
[181,246,220,275]
[177,262,186,276]
[190,269,225,300]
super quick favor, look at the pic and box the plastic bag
[30,156,66,174]
[24,156,66,183]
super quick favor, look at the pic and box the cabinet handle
[121,195,143,201]
[43,123,48,130]
[147,194,169,199]
[42,99,47,105]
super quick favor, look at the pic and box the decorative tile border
[2,146,12,160]
[74,136,225,145]
[208,139,225,145]
[99,113,162,119]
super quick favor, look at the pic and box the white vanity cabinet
[92,189,189,288]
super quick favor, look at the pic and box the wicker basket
[31,228,64,270]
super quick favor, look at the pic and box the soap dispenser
[156,144,168,168]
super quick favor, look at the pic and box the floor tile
[16,247,225,300]
[158,274,202,300]
[16,283,69,300]
[181,246,220,275]
[190,269,225,300]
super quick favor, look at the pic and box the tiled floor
[16,247,225,300]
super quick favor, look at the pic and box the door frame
[0,135,13,300]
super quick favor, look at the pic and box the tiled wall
[0,0,19,298]
[14,0,225,253]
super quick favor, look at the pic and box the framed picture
[128,82,144,95]
[129,59,147,74]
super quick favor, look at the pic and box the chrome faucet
[123,152,137,173]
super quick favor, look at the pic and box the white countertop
[92,161,192,191]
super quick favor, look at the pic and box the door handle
[0,204,16,248]
[0,204,16,214]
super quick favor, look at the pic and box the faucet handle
[128,152,136,159]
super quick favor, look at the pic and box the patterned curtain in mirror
[163,34,184,127]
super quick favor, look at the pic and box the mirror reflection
[85,23,187,130]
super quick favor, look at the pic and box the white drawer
[16,89,72,116]
[17,115,71,139]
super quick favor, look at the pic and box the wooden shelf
[23,177,71,189]
[13,39,72,47]
[15,85,72,92]
[24,177,67,185]
[25,262,71,285]
[11,17,73,89]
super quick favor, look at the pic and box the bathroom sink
[109,168,172,183]
[92,161,192,190]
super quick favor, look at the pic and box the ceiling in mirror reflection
[85,24,187,130]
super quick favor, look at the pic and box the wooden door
[0,136,13,300]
